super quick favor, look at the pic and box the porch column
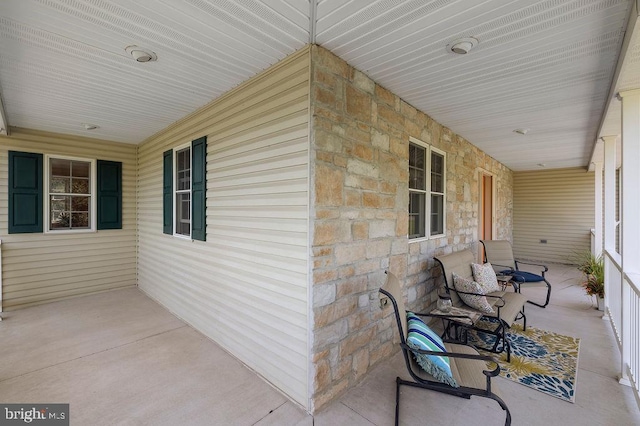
[593,161,603,257]
[602,136,617,255]
[619,88,640,386]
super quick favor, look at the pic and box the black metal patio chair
[379,271,511,426]
[481,240,552,308]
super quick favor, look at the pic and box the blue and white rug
[469,318,580,403]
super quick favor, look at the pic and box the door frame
[477,168,496,262]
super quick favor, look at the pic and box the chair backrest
[481,240,517,271]
[434,249,476,307]
[379,271,407,341]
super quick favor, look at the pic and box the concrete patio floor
[0,264,638,425]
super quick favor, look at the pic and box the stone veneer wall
[308,45,513,411]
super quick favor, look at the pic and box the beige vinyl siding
[513,167,594,264]
[137,48,310,408]
[0,128,137,310]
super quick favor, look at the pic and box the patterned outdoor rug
[468,318,580,403]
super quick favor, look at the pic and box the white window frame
[408,137,447,241]
[173,143,192,239]
[44,154,97,234]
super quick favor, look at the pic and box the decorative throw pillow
[452,272,495,314]
[471,262,501,293]
[405,312,458,387]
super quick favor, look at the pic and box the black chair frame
[480,240,552,308]
[379,284,511,426]
[434,257,527,363]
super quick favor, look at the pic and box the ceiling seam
[309,0,317,44]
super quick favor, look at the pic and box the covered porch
[0,0,640,421]
[0,264,638,425]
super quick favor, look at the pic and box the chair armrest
[414,312,474,322]
[455,290,506,308]
[492,263,515,273]
[515,260,549,277]
[401,342,495,363]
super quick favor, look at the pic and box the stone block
[339,327,376,357]
[346,158,378,178]
[313,247,333,257]
[352,221,368,240]
[375,84,395,106]
[354,259,380,275]
[314,221,342,245]
[314,268,338,284]
[369,220,396,238]
[314,68,338,90]
[314,318,348,348]
[371,129,390,151]
[390,137,407,158]
[353,70,375,94]
[346,85,372,123]
[313,283,336,307]
[404,118,422,139]
[352,348,370,380]
[401,101,417,120]
[315,297,357,328]
[391,239,408,255]
[378,105,404,129]
[395,211,408,237]
[338,265,356,278]
[345,174,378,190]
[366,239,391,259]
[314,106,343,124]
[336,277,367,297]
[315,85,336,107]
[345,189,361,207]
[315,130,344,153]
[333,154,347,168]
[348,311,370,333]
[314,358,331,392]
[358,293,370,308]
[347,142,373,161]
[334,242,367,265]
[314,46,351,79]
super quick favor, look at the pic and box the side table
[429,306,482,343]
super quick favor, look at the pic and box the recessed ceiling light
[446,37,479,55]
[513,128,529,135]
[125,45,157,63]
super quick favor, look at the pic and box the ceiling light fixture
[125,45,157,63]
[83,123,99,131]
[537,163,546,168]
[446,37,478,55]
[513,128,529,135]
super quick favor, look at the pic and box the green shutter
[8,151,43,234]
[163,149,173,235]
[191,136,207,241]
[97,160,122,230]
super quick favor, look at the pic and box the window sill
[409,234,447,244]
[45,229,96,235]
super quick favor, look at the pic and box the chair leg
[489,394,512,426]
[395,377,401,426]
[523,280,552,308]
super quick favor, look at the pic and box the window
[162,136,206,241]
[8,151,122,234]
[408,139,446,239]
[174,145,191,237]
[46,156,95,232]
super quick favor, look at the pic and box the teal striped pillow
[406,312,458,387]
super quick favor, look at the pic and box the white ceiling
[0,0,638,171]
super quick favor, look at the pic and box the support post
[619,88,640,386]
[593,161,603,258]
